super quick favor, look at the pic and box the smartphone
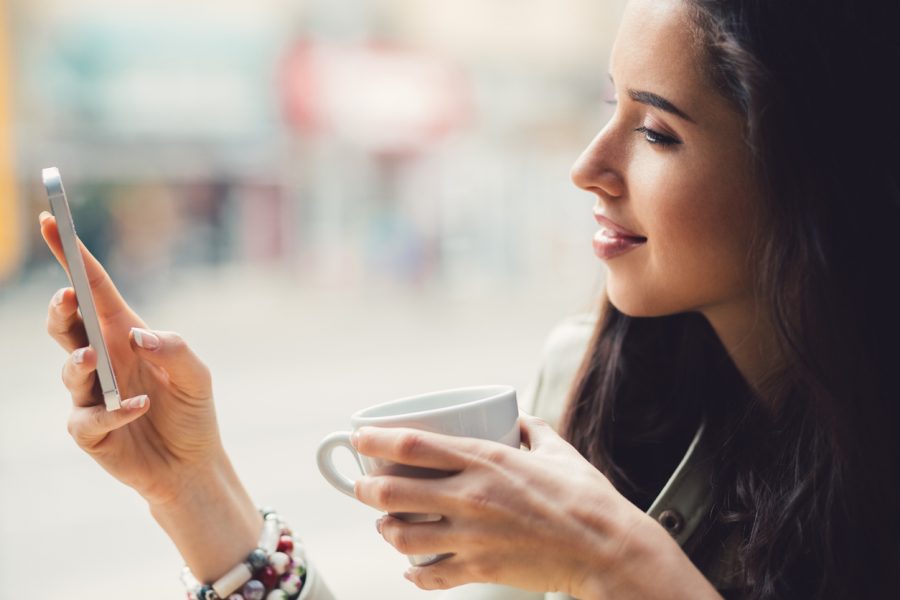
[43,167,122,411]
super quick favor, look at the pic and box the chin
[605,278,682,318]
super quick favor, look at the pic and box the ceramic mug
[316,385,520,566]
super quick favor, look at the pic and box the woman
[39,0,899,598]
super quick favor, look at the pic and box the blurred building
[5,0,621,295]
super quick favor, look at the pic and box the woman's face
[571,0,761,318]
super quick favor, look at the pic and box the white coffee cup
[316,385,520,566]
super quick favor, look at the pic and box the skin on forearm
[149,451,263,582]
[579,512,723,600]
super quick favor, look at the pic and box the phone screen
[43,167,121,411]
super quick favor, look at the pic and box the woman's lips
[592,213,647,260]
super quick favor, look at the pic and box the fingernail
[122,395,148,410]
[52,288,66,306]
[351,429,362,448]
[132,328,160,350]
[39,211,51,223]
[72,347,87,364]
[375,516,385,534]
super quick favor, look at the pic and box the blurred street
[0,267,600,599]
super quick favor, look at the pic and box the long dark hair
[563,1,900,598]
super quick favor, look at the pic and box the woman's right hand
[41,211,264,581]
[40,211,222,507]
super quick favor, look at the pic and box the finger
[62,346,100,407]
[39,212,130,320]
[378,515,456,557]
[46,287,88,352]
[353,427,492,472]
[518,412,558,451]
[404,556,473,591]
[129,328,211,397]
[355,474,456,514]
[67,395,150,451]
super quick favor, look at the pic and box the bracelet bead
[270,551,291,575]
[248,549,268,571]
[258,565,279,589]
[260,517,281,554]
[212,561,253,599]
[242,579,266,600]
[279,573,303,596]
[182,510,305,600]
[276,536,294,554]
[197,585,219,600]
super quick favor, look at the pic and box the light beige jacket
[301,315,720,600]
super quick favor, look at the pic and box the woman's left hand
[353,414,720,599]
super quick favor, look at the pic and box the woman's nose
[570,133,625,199]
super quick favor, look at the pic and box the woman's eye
[634,126,681,147]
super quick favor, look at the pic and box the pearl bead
[227,595,244,600]
[242,579,266,600]
[265,590,288,600]
[269,552,291,575]
[279,573,302,596]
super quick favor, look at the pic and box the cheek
[609,156,757,315]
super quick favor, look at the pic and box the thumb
[130,328,211,397]
[68,395,151,450]
[518,411,559,451]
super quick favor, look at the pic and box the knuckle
[67,413,91,446]
[197,362,212,385]
[528,415,549,428]
[86,409,107,437]
[166,331,187,350]
[462,488,494,514]
[414,569,448,590]
[388,526,412,554]
[470,559,499,582]
[484,446,507,466]
[65,415,77,439]
[474,445,507,469]
[396,432,425,461]
[374,480,397,509]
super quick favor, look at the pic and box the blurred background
[0,0,622,597]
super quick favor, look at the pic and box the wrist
[578,510,721,600]
[150,450,263,582]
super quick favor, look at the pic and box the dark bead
[276,536,294,554]
[197,585,220,600]
[258,565,279,590]
[248,548,268,571]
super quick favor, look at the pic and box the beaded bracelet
[181,508,307,600]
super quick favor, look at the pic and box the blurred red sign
[280,41,471,155]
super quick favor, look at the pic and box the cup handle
[316,431,364,498]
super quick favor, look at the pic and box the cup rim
[351,384,516,424]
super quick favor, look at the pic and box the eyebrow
[627,89,696,123]
[608,73,696,123]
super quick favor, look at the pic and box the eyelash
[602,100,682,147]
[634,126,681,147]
